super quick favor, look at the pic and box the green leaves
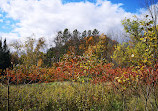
[119,15,158,67]
[127,19,130,22]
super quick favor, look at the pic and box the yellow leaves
[140,37,146,42]
[122,87,126,91]
[118,79,122,83]
[126,78,130,81]
[136,75,139,82]
[145,49,149,52]
[115,77,123,84]
[99,34,106,39]
[37,58,43,67]
[140,66,145,70]
[143,59,148,63]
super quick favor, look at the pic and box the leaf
[145,49,149,52]
[141,27,144,30]
[118,79,121,83]
[148,20,153,24]
[140,38,144,41]
[143,59,147,63]
[115,77,119,80]
[127,19,130,22]
[148,28,153,31]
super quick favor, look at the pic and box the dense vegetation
[1,82,157,111]
[0,39,11,72]
[0,14,158,110]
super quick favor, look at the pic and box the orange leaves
[79,44,85,50]
[1,52,157,92]
[54,63,59,67]
[86,36,95,45]
[88,36,93,42]
[57,67,60,71]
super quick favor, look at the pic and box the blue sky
[0,10,19,33]
[0,0,154,43]
[62,0,143,13]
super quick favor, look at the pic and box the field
[0,81,158,111]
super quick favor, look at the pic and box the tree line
[1,28,116,69]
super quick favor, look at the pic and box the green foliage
[113,15,158,67]
[122,16,143,42]
[112,41,154,66]
[112,43,129,66]
[93,34,117,62]
[15,37,46,69]
[0,38,11,71]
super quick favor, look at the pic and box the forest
[0,9,158,111]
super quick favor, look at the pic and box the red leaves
[1,53,157,90]
[57,67,60,71]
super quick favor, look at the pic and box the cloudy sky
[0,0,149,45]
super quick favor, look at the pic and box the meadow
[1,81,157,111]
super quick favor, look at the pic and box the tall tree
[0,38,11,71]
[72,29,80,55]
[92,29,99,36]
[54,31,63,48]
[88,30,92,37]
[62,28,71,44]
[16,37,46,69]
[143,0,158,64]
[113,15,158,67]
[82,30,87,38]
[72,29,80,40]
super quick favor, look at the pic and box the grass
[0,82,157,111]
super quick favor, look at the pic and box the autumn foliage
[2,53,157,90]
[0,16,158,110]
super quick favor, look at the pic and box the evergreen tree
[62,28,71,44]
[0,38,11,71]
[54,31,63,48]
[92,29,99,36]
[82,30,87,38]
[88,30,92,37]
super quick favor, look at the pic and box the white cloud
[0,32,19,43]
[0,14,3,17]
[0,0,134,46]
[0,19,3,22]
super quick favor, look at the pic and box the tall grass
[1,82,157,111]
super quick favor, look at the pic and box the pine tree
[0,38,11,72]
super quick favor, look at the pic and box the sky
[63,0,143,13]
[0,0,154,46]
